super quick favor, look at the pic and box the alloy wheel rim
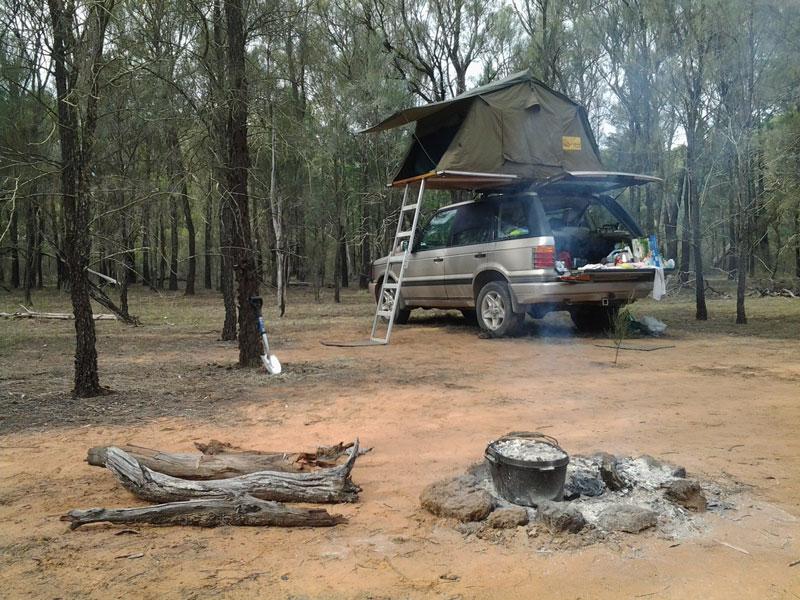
[481,291,505,330]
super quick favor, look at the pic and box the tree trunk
[795,204,800,279]
[47,0,110,397]
[225,0,261,366]
[687,146,707,320]
[102,444,361,504]
[141,203,151,286]
[63,496,345,530]
[219,198,237,340]
[36,206,43,289]
[339,225,349,289]
[204,184,213,289]
[182,187,196,296]
[168,197,179,291]
[158,211,167,289]
[24,195,37,305]
[665,171,682,264]
[679,170,691,283]
[268,104,286,316]
[10,203,19,288]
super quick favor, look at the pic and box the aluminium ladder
[370,180,427,344]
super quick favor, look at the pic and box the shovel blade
[261,353,282,375]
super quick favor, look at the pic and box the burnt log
[103,442,361,504]
[86,440,362,479]
[62,495,345,530]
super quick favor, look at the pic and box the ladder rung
[370,336,388,344]
[381,282,398,289]
[388,255,405,264]
[376,310,393,318]
[402,203,418,211]
[396,231,412,238]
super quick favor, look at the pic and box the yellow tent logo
[562,136,582,151]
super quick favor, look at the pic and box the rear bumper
[510,279,654,305]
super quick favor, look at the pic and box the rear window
[497,199,532,240]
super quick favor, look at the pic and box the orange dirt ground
[1,288,799,599]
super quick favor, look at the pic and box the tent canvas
[364,70,603,188]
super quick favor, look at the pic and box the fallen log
[62,495,345,530]
[0,305,117,320]
[87,440,362,478]
[103,441,361,504]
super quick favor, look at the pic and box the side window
[497,200,531,240]
[450,203,496,247]
[418,209,456,250]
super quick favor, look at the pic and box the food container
[484,432,569,506]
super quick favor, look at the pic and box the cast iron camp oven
[485,432,570,506]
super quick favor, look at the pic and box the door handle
[474,252,486,258]
[433,257,444,263]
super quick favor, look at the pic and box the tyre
[570,304,619,332]
[376,279,411,324]
[476,281,524,337]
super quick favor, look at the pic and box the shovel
[249,296,282,375]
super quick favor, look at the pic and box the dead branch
[102,442,361,504]
[62,495,345,530]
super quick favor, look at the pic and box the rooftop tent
[363,70,603,188]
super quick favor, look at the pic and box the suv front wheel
[376,280,411,324]
[476,281,524,337]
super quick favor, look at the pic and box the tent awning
[391,170,519,190]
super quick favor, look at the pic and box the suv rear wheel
[476,281,524,337]
[570,304,619,332]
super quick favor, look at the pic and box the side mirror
[401,240,409,252]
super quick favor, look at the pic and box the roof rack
[389,170,519,190]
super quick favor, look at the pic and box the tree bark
[63,496,345,530]
[102,444,361,504]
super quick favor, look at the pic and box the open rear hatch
[536,171,662,196]
[536,171,667,283]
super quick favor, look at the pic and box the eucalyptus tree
[45,0,116,396]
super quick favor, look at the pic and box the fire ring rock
[597,504,658,533]
[595,452,628,491]
[487,506,529,529]
[420,475,494,522]
[664,479,707,512]
[535,500,586,533]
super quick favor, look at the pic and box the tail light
[533,245,555,269]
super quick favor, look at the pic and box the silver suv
[370,172,661,337]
